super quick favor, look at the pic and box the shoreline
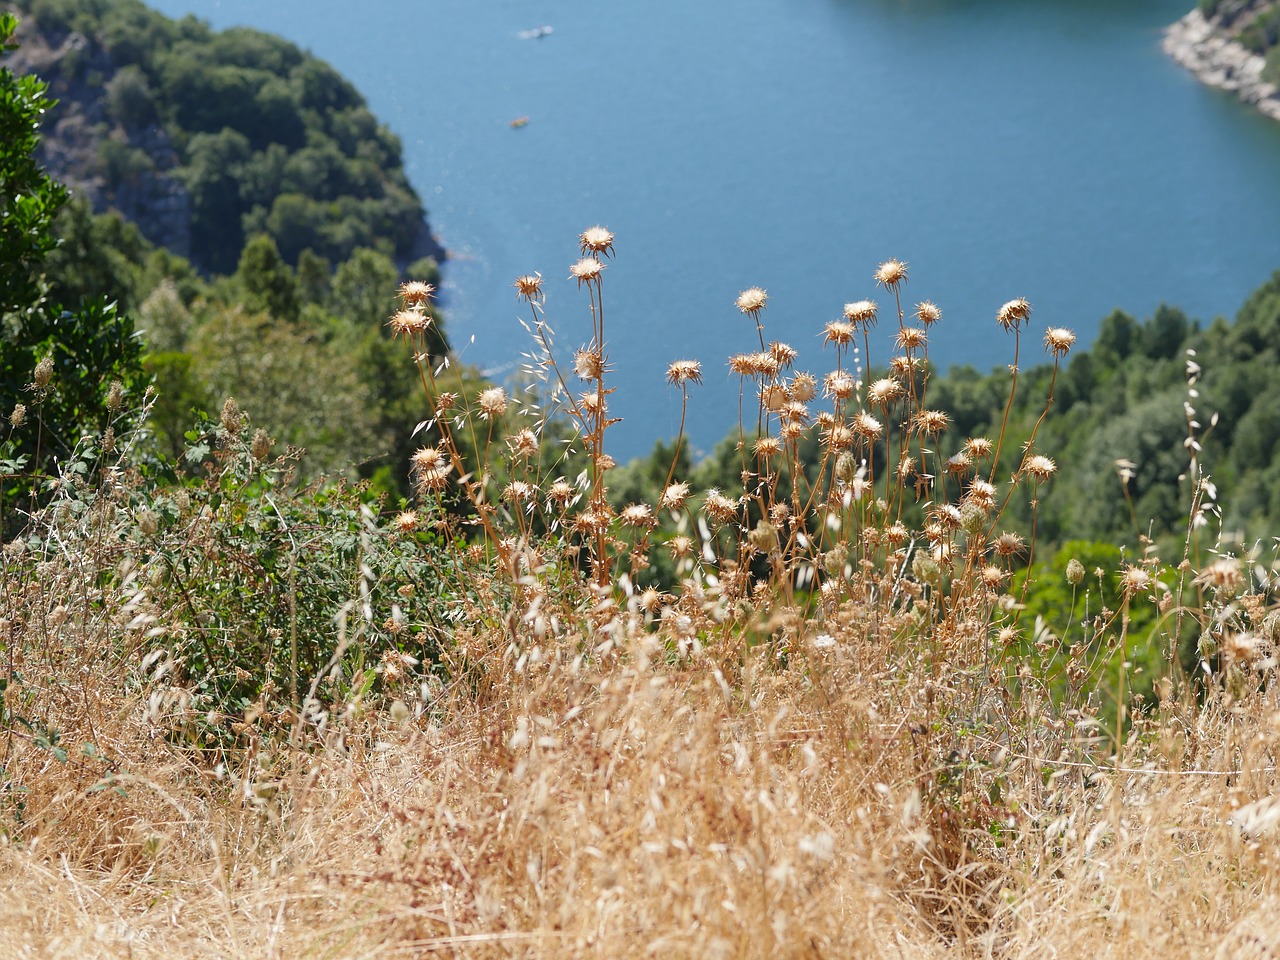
[1163,8,1280,121]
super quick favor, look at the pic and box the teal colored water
[146,0,1280,460]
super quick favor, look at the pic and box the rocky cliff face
[1164,3,1280,122]
[9,22,194,258]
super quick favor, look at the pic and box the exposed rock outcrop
[1164,8,1280,121]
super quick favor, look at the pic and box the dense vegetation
[1196,0,1280,83]
[11,0,435,274]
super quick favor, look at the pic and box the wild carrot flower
[736,287,768,319]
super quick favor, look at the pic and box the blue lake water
[147,0,1280,461]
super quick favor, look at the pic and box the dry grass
[4,232,1280,957]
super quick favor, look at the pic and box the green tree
[235,233,299,323]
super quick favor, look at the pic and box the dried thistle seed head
[823,321,856,347]
[993,531,1026,558]
[1065,558,1085,585]
[913,409,951,437]
[136,508,159,536]
[885,522,909,546]
[815,411,837,429]
[736,287,768,319]
[507,428,539,459]
[32,356,54,391]
[782,400,811,424]
[393,510,419,533]
[399,280,436,306]
[728,353,755,377]
[896,456,917,481]
[912,551,941,587]
[388,307,429,340]
[753,435,783,459]
[770,341,798,368]
[780,421,804,442]
[843,299,878,326]
[702,489,741,523]
[933,503,963,530]
[867,377,904,408]
[250,428,273,461]
[915,301,941,326]
[513,274,544,302]
[852,412,883,441]
[574,509,611,536]
[570,257,604,286]
[946,450,972,476]
[1120,564,1153,596]
[1022,454,1057,482]
[789,372,817,403]
[435,391,458,413]
[477,386,509,419]
[964,436,994,460]
[666,359,703,385]
[620,503,657,528]
[597,454,616,471]
[997,297,1032,331]
[578,391,606,416]
[749,351,780,380]
[821,423,854,450]
[1044,327,1076,357]
[415,463,452,492]
[895,327,927,352]
[667,535,695,559]
[579,225,615,257]
[769,502,790,524]
[1194,556,1244,594]
[874,259,908,291]
[888,355,920,378]
[637,588,664,614]
[661,482,690,510]
[220,397,244,435]
[965,479,997,510]
[548,479,574,504]
[981,564,1007,588]
[761,383,788,411]
[573,348,603,381]
[411,445,446,472]
[834,452,856,481]
[823,371,856,400]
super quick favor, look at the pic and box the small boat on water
[517,25,553,40]
[509,116,530,129]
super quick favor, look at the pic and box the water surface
[146,0,1280,459]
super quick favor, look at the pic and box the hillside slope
[1166,0,1280,120]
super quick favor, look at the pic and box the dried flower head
[915,301,941,326]
[913,409,951,438]
[852,411,883,441]
[997,298,1032,331]
[667,535,695,559]
[250,428,272,462]
[790,372,817,402]
[981,565,1008,588]
[753,436,783,459]
[843,300,878,326]
[736,287,768,319]
[770,341,798,368]
[513,274,544,302]
[868,377,905,408]
[393,511,419,534]
[388,308,429,340]
[823,321,856,347]
[666,359,703,386]
[9,404,26,427]
[570,257,604,286]
[874,259,908,291]
[399,281,435,306]
[548,479,575,505]
[1065,558,1085,585]
[896,327,927,352]
[579,225,616,258]
[507,428,539,460]
[661,482,690,511]
[703,489,742,523]
[946,450,972,476]
[761,383,788,411]
[1120,564,1153,596]
[823,371,856,400]
[993,531,1026,558]
[105,379,123,413]
[220,397,244,436]
[477,386,509,420]
[1194,557,1244,595]
[574,348,603,381]
[620,503,657,528]
[822,423,855,450]
[1022,454,1057,482]
[32,356,54,391]
[965,479,997,510]
[965,437,994,460]
[728,353,755,377]
[1044,327,1077,357]
[888,355,921,378]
